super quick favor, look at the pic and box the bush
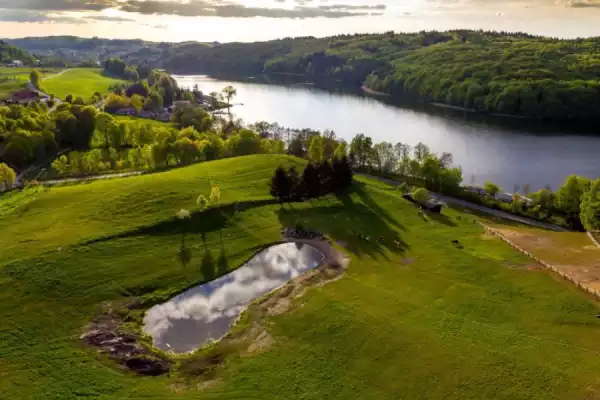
[412,187,429,203]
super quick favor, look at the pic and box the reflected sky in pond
[144,243,324,353]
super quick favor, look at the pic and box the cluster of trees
[270,156,353,204]
[0,102,100,171]
[349,132,600,232]
[349,134,464,195]
[0,40,35,64]
[50,111,289,176]
[161,30,600,122]
[104,60,180,113]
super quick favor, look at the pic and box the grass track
[1,155,600,399]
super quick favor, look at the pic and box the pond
[174,74,600,191]
[143,243,324,353]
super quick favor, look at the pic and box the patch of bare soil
[81,300,171,376]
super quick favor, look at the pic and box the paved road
[360,174,570,232]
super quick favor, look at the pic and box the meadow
[41,68,127,101]
[0,67,62,99]
[1,154,599,399]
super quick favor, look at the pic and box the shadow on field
[353,182,406,232]
[278,198,408,261]
[82,199,279,245]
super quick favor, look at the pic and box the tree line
[161,30,600,123]
[270,156,353,204]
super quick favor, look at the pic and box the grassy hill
[0,67,61,99]
[1,154,600,399]
[41,68,127,101]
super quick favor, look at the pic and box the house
[9,89,47,104]
[6,60,24,67]
[173,100,192,111]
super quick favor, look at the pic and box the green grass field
[0,67,62,99]
[1,154,600,399]
[114,115,176,127]
[41,68,126,101]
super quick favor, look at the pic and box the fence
[587,231,600,249]
[480,223,600,299]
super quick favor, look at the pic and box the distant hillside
[0,40,34,64]
[9,32,600,122]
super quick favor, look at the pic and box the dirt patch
[81,300,171,376]
[245,329,274,355]
[400,258,415,265]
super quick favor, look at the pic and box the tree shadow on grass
[200,248,216,281]
[352,182,406,232]
[425,210,457,227]
[277,202,409,261]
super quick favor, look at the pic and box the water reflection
[144,243,324,353]
[175,74,600,190]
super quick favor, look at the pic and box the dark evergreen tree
[332,155,354,191]
[269,166,292,205]
[287,166,303,201]
[302,163,321,199]
[317,161,334,195]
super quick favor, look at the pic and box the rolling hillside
[1,154,599,399]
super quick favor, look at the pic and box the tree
[302,163,321,199]
[222,85,237,106]
[288,135,304,157]
[65,94,73,104]
[0,163,16,190]
[413,142,431,162]
[308,135,324,162]
[226,129,261,156]
[333,140,348,159]
[484,181,501,197]
[30,69,42,89]
[317,161,334,195]
[332,155,353,190]
[581,179,600,232]
[51,155,70,174]
[421,155,441,187]
[412,187,429,203]
[372,142,396,173]
[270,166,292,205]
[394,142,412,175]
[96,112,115,149]
[556,175,588,229]
[350,134,373,168]
[131,94,144,113]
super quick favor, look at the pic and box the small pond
[143,243,324,353]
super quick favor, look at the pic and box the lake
[174,75,600,191]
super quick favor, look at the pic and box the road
[360,174,570,232]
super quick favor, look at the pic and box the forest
[162,30,600,122]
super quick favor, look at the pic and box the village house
[9,89,48,105]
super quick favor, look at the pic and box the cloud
[566,0,600,7]
[0,9,85,23]
[85,15,136,22]
[0,0,117,12]
[119,0,383,18]
[0,0,386,20]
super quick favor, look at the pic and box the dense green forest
[0,40,35,64]
[162,30,600,122]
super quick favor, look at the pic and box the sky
[1,0,600,42]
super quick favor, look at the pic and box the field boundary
[587,231,600,249]
[481,223,600,299]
